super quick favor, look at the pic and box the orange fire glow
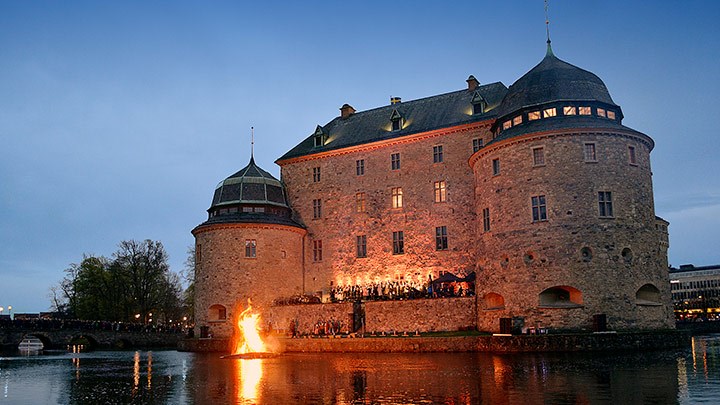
[232,299,268,355]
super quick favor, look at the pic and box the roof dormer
[390,109,404,131]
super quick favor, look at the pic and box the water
[1,335,720,404]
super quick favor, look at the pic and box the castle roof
[277,82,508,162]
[210,156,289,209]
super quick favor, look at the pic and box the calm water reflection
[1,335,720,404]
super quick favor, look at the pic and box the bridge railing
[0,318,185,334]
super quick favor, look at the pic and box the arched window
[636,284,662,306]
[483,292,505,310]
[539,286,583,308]
[208,304,227,321]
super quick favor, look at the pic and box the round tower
[192,156,306,338]
[471,45,674,332]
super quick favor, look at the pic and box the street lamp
[7,306,11,319]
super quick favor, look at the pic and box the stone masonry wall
[364,297,476,333]
[268,302,354,335]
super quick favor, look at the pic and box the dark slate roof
[277,82,508,162]
[195,212,303,229]
[495,46,618,120]
[210,156,289,209]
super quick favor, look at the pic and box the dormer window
[543,108,557,118]
[597,108,606,118]
[563,106,577,115]
[471,91,487,115]
[390,109,403,131]
[607,110,616,120]
[513,116,523,126]
[313,125,326,148]
[528,111,541,121]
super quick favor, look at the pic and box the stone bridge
[1,328,182,350]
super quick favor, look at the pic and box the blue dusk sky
[1,1,719,314]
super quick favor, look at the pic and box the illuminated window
[502,120,512,130]
[607,110,616,120]
[597,108,606,118]
[435,226,448,250]
[598,191,613,218]
[513,115,523,126]
[532,147,545,166]
[391,187,403,208]
[563,106,577,115]
[313,198,322,219]
[356,192,366,213]
[543,108,557,118]
[628,146,637,165]
[434,181,446,203]
[356,235,367,258]
[312,167,321,182]
[392,231,404,255]
[391,153,400,170]
[531,195,547,222]
[528,111,541,120]
[245,239,257,258]
[356,159,365,175]
[472,138,483,153]
[583,143,597,162]
[313,240,323,261]
[579,106,591,115]
[433,145,444,163]
[492,158,500,176]
[482,208,490,232]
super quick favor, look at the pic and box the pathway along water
[1,334,719,404]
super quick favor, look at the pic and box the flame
[232,299,268,354]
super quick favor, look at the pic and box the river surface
[1,334,719,404]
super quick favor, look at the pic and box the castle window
[356,192,366,213]
[392,231,404,255]
[391,187,403,208]
[433,145,444,163]
[471,91,487,115]
[583,143,597,162]
[356,235,367,258]
[435,226,448,250]
[313,198,322,219]
[434,181,447,203]
[208,304,227,321]
[597,108,606,118]
[539,286,583,307]
[482,208,490,232]
[313,240,323,261]
[245,239,257,258]
[598,191,613,218]
[563,106,577,115]
[390,109,403,131]
[636,284,662,305]
[312,167,321,182]
[356,159,365,175]
[528,111,541,121]
[313,125,326,147]
[532,147,545,166]
[483,293,505,310]
[607,110,616,120]
[579,106,591,115]
[543,107,557,118]
[628,146,637,165]
[513,115,523,126]
[473,138,483,153]
[492,158,500,176]
[391,153,401,170]
[531,195,547,222]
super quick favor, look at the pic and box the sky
[1,1,719,314]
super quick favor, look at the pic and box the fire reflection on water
[132,351,154,397]
[234,358,263,403]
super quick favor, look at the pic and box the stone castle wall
[364,297,476,333]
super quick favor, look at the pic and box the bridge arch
[22,333,53,349]
[68,334,100,350]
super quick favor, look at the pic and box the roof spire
[545,0,554,57]
[250,126,255,164]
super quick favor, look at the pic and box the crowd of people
[0,317,184,334]
[329,279,474,303]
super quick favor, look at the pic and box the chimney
[467,75,479,91]
[340,103,356,119]
[390,97,402,105]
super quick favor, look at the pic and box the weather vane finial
[545,0,551,45]
[251,126,255,159]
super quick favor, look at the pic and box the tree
[181,245,196,321]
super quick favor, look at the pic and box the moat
[2,334,719,404]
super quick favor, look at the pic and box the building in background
[670,264,720,321]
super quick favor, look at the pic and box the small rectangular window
[392,231,404,255]
[563,106,577,115]
[312,167,321,182]
[584,143,597,162]
[356,159,365,176]
[579,106,592,115]
[473,103,485,115]
[435,226,448,250]
[245,239,257,258]
[356,192,366,213]
[391,187,403,208]
[356,235,367,258]
[391,153,401,170]
[472,138,483,153]
[313,134,323,147]
[543,108,557,118]
[532,147,545,166]
[433,145,444,163]
[502,120,512,130]
[434,181,446,203]
[312,198,322,219]
[607,110,616,120]
[597,108,606,118]
[531,195,547,222]
[513,115,523,126]
[492,158,500,176]
[482,208,490,232]
[528,111,541,120]
[628,146,637,165]
[598,191,613,218]
[392,118,402,131]
[313,240,323,261]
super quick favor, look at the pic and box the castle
[192,42,675,339]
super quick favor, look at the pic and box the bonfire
[227,299,273,358]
